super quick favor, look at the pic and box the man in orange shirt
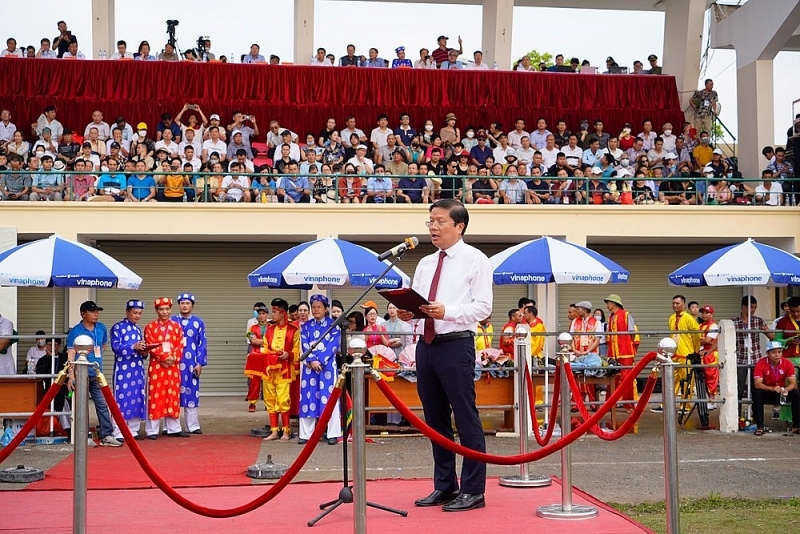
[605,294,638,412]
[144,297,187,438]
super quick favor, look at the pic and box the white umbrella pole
[746,286,753,424]
[49,287,56,435]
[543,283,550,428]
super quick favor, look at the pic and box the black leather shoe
[414,489,460,507]
[146,435,158,440]
[167,432,191,438]
[134,435,145,441]
[327,438,338,445]
[191,429,203,435]
[442,493,485,512]
[297,438,309,445]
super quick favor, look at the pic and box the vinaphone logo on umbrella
[257,275,280,284]
[570,274,605,283]
[723,275,766,284]
[2,275,48,287]
[506,274,548,283]
[74,278,115,288]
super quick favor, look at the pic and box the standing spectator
[432,35,462,67]
[53,20,73,58]
[690,79,718,134]
[339,44,361,67]
[732,296,774,402]
[110,300,148,441]
[767,147,795,205]
[172,294,207,434]
[605,295,638,412]
[0,109,15,149]
[66,301,122,447]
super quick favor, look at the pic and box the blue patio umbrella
[248,237,410,290]
[490,236,629,285]
[668,238,800,287]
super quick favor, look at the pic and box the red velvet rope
[525,365,560,447]
[0,380,63,465]
[374,352,658,465]
[101,382,342,518]
[564,353,658,440]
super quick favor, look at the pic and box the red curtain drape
[0,59,683,143]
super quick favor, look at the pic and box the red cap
[700,305,714,314]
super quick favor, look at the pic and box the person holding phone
[53,21,72,58]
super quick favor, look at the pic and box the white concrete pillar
[662,0,706,117]
[481,0,513,70]
[294,0,315,65]
[91,0,116,59]
[717,319,738,433]
[736,60,775,178]
[0,228,18,371]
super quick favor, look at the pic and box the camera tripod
[677,353,709,428]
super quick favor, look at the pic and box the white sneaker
[101,436,123,447]
[87,438,98,448]
[707,402,717,411]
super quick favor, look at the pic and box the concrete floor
[3,394,799,504]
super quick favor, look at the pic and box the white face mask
[36,339,46,347]
[100,165,109,172]
[620,158,630,166]
[138,130,147,137]
[663,129,672,136]
[36,150,45,157]
[466,131,474,139]
[424,124,433,131]
[594,314,603,320]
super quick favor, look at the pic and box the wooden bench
[366,375,515,431]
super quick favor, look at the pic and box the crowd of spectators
[4,21,665,73]
[0,102,796,206]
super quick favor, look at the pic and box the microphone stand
[307,251,409,527]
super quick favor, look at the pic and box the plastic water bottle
[493,60,498,70]
[230,52,235,64]
[781,390,788,405]
[182,191,187,203]
[203,52,208,62]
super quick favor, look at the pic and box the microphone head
[406,236,419,249]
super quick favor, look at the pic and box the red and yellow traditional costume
[699,319,719,396]
[245,321,300,433]
[607,308,638,410]
[144,298,185,421]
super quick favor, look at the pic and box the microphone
[377,237,419,261]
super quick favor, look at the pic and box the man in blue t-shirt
[276,161,310,203]
[95,158,128,201]
[66,300,121,447]
[127,160,157,202]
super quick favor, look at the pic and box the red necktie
[424,251,447,344]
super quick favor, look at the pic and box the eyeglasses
[425,220,455,229]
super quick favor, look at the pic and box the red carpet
[7,478,652,532]
[26,435,262,490]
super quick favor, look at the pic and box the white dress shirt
[411,239,493,335]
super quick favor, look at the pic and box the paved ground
[3,394,800,503]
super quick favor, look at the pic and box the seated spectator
[276,161,310,203]
[562,134,583,169]
[526,170,550,204]
[582,139,603,167]
[36,37,58,59]
[133,41,156,61]
[692,131,713,170]
[632,175,655,204]
[339,116,366,149]
[299,148,321,174]
[84,110,111,141]
[588,171,612,204]
[175,105,208,142]
[30,155,64,201]
[339,44,361,67]
[310,47,332,66]
[497,166,529,204]
[67,159,96,201]
[753,341,800,436]
[391,46,412,68]
[370,115,393,159]
[62,38,85,59]
[440,113,460,148]
[219,162,251,203]
[0,154,31,200]
[226,130,252,161]
[469,167,497,204]
[362,48,385,68]
[252,165,277,203]
[465,50,489,70]
[92,158,126,202]
[6,130,30,162]
[76,142,100,171]
[469,132,493,166]
[202,127,227,163]
[302,133,324,160]
[590,120,610,149]
[365,166,394,203]
[660,177,698,205]
[337,163,364,203]
[625,137,646,163]
[414,48,435,69]
[158,43,180,61]
[598,153,617,178]
[514,55,535,72]
[395,163,427,204]
[549,170,572,204]
[126,160,157,202]
[311,163,335,203]
[194,163,221,202]
[322,131,346,166]
[384,148,408,176]
[492,133,516,164]
[638,120,657,150]
[439,49,465,69]
[754,169,783,206]
[647,137,667,168]
[348,145,374,174]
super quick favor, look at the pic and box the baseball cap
[606,56,615,63]
[591,166,603,175]
[136,122,147,130]
[110,142,120,149]
[255,304,269,313]
[700,305,714,314]
[437,35,449,41]
[766,340,784,352]
[575,300,592,311]
[712,148,724,155]
[80,300,104,313]
[360,300,378,309]
[232,129,242,137]
[665,152,678,160]
[82,141,92,148]
[210,114,220,120]
[616,168,630,177]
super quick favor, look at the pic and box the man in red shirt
[753,340,800,436]
[499,308,523,358]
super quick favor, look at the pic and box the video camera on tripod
[165,20,179,47]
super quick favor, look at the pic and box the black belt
[430,331,474,344]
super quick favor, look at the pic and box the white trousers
[183,406,200,432]
[145,417,181,436]
[113,416,142,439]
[299,400,342,440]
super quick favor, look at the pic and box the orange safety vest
[571,316,597,351]
[608,309,636,358]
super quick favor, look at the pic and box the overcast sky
[5,0,799,142]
